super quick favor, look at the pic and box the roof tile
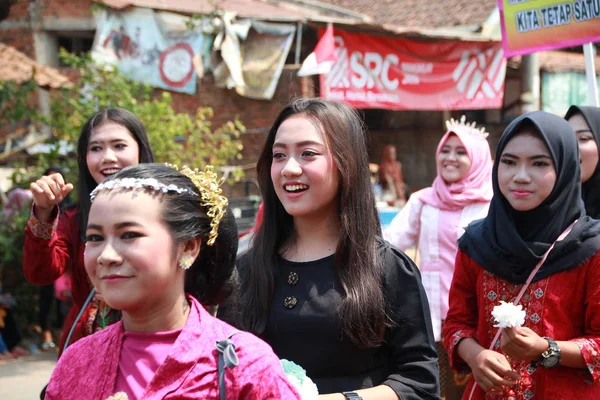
[315,0,497,29]
[0,42,72,89]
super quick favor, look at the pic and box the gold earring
[179,255,194,270]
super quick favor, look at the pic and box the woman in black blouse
[220,99,440,400]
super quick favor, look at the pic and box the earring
[179,255,194,270]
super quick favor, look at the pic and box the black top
[260,239,439,399]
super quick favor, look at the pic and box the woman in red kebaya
[444,111,600,399]
[23,108,154,356]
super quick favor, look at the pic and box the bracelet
[342,392,363,400]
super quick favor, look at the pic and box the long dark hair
[237,98,385,347]
[76,108,155,239]
[104,164,238,305]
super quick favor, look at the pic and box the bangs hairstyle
[77,108,155,239]
[238,98,385,347]
[102,164,238,305]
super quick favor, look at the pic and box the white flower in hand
[492,301,526,328]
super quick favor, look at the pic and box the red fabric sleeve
[442,250,479,373]
[23,207,94,356]
[23,206,73,285]
[570,253,600,383]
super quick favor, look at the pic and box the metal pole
[583,43,599,107]
[295,22,303,65]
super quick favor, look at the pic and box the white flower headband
[90,178,195,201]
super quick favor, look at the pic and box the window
[56,31,95,66]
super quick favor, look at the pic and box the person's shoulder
[464,200,491,214]
[232,331,277,361]
[408,188,431,202]
[67,322,119,350]
[201,310,240,338]
[203,313,280,367]
[206,313,271,351]
[57,323,120,368]
[582,249,600,267]
[376,237,419,279]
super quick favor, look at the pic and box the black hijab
[459,111,600,284]
[565,106,600,219]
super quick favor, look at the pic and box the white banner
[92,8,212,94]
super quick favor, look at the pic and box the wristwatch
[532,337,561,369]
[342,392,363,400]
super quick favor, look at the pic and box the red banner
[320,30,507,110]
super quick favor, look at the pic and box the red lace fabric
[443,250,600,399]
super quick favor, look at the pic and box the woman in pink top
[45,164,300,400]
[383,116,493,400]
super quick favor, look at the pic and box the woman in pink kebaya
[384,116,493,400]
[45,164,300,400]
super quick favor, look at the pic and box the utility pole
[520,53,540,113]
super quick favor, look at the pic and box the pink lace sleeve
[26,205,59,240]
[572,338,600,383]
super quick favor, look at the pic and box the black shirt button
[284,296,298,309]
[287,271,299,286]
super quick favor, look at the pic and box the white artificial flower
[492,301,526,328]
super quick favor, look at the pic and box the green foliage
[0,80,47,126]
[0,209,27,275]
[50,49,245,172]
[0,206,38,330]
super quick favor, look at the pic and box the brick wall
[41,0,93,19]
[0,0,34,57]
[3,0,30,20]
[0,28,34,57]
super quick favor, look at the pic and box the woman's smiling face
[270,116,340,220]
[86,121,140,185]
[437,134,472,183]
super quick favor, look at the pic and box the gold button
[287,272,299,286]
[284,296,297,309]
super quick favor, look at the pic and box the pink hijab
[419,119,493,211]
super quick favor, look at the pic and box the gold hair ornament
[166,164,228,246]
[446,115,489,139]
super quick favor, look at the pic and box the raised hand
[30,173,74,220]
